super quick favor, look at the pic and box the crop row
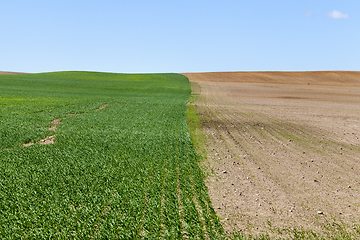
[0,72,223,239]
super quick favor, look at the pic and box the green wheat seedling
[0,72,223,239]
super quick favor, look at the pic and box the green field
[0,72,223,239]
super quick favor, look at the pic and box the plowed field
[183,71,360,236]
[0,71,27,75]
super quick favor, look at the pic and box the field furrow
[183,71,360,238]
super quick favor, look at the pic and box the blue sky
[1,0,358,73]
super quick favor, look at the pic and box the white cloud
[327,10,348,19]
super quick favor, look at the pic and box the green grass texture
[0,72,223,239]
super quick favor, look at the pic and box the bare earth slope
[0,71,28,75]
[183,71,360,236]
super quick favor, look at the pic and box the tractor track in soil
[183,71,360,236]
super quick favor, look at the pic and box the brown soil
[182,71,360,236]
[95,104,108,111]
[22,142,34,147]
[0,71,28,75]
[49,119,63,131]
[38,135,56,145]
[23,119,62,146]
